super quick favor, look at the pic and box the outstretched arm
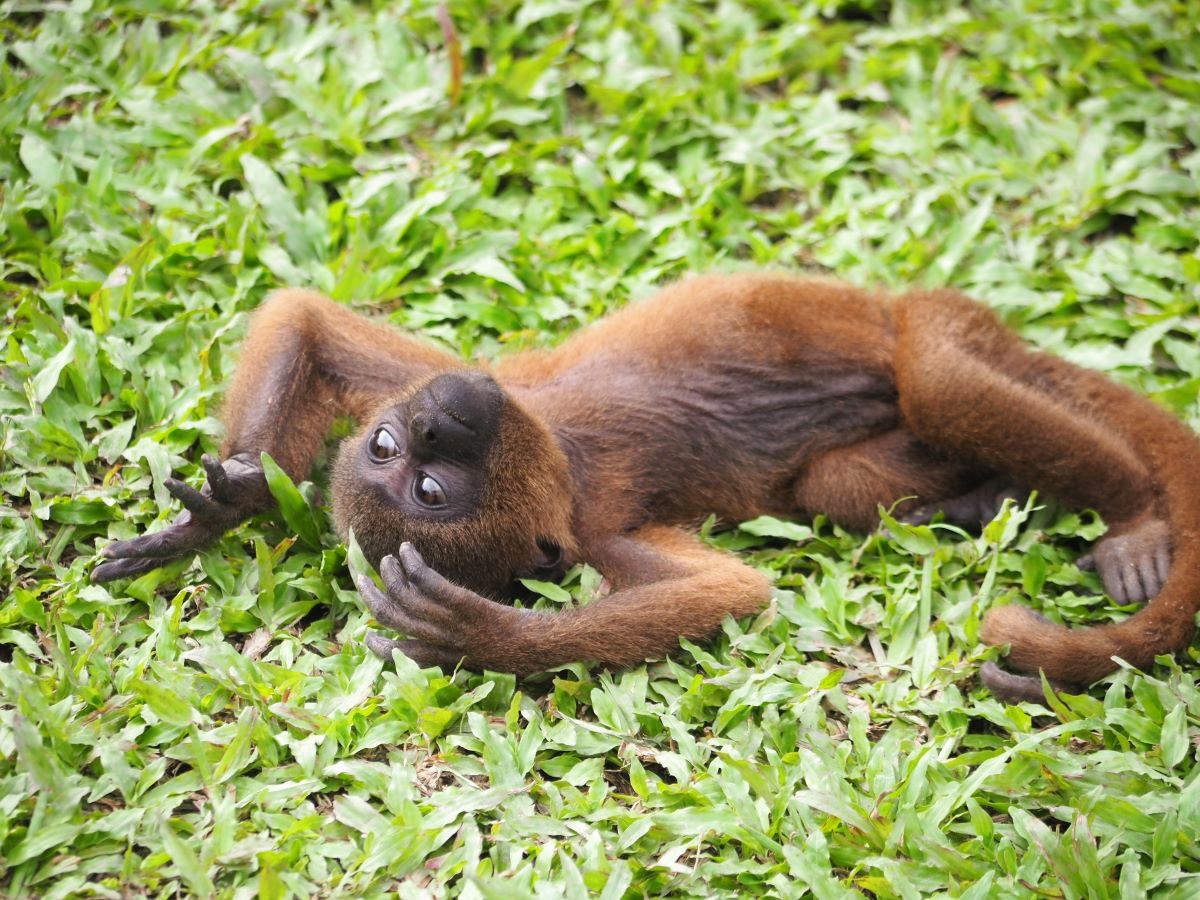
[94,290,461,582]
[356,526,772,675]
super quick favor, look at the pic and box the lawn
[2,0,1200,896]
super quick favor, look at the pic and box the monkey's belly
[627,371,902,524]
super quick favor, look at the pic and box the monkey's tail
[893,290,1200,687]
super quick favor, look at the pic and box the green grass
[2,0,1200,896]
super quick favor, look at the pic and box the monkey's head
[332,370,577,598]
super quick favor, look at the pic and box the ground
[2,0,1200,897]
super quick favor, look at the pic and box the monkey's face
[332,371,576,598]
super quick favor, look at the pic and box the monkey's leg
[94,290,462,583]
[794,428,1002,532]
[354,528,771,676]
[894,292,1169,605]
[894,290,1157,523]
[893,290,1198,697]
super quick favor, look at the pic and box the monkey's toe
[1090,516,1172,605]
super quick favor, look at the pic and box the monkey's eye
[368,427,400,462]
[413,472,447,508]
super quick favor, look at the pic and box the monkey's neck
[549,422,651,534]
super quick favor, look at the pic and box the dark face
[332,371,576,597]
[358,370,503,522]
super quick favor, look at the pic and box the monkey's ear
[533,538,563,573]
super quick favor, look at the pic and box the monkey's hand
[353,542,538,673]
[1078,514,1171,605]
[92,453,272,583]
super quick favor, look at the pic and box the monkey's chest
[619,366,900,518]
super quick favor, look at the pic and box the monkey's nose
[408,372,504,462]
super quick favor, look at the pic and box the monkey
[91,273,1200,703]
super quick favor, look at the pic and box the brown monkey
[92,274,1199,702]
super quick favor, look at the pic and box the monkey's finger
[379,555,455,627]
[91,555,166,583]
[396,542,491,617]
[202,454,235,503]
[101,533,178,559]
[395,543,446,598]
[353,568,395,622]
[354,568,440,639]
[165,478,212,515]
[365,632,465,670]
[1076,553,1095,571]
[379,553,411,596]
[354,568,408,628]
[396,541,428,570]
[100,516,213,560]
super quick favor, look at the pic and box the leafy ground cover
[2,0,1200,896]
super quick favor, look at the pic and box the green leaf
[213,707,260,784]
[160,821,216,896]
[132,679,195,728]
[878,509,938,555]
[19,133,63,191]
[241,154,321,263]
[1161,704,1189,769]
[29,339,76,404]
[346,528,372,580]
[739,516,813,543]
[260,452,323,549]
[519,578,573,603]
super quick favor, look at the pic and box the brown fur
[96,274,1200,693]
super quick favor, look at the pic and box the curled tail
[893,289,1200,691]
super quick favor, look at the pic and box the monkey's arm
[94,290,461,582]
[355,527,771,675]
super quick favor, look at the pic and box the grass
[2,0,1200,896]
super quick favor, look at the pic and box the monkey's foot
[353,542,529,673]
[901,477,1028,529]
[1078,514,1170,605]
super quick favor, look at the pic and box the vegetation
[2,0,1199,896]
